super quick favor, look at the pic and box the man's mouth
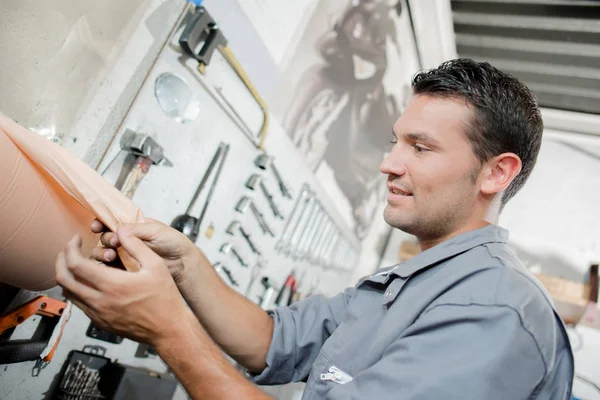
[389,187,412,196]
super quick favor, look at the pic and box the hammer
[113,130,173,199]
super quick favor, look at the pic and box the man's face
[380,94,482,240]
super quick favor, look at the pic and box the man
[56,59,574,399]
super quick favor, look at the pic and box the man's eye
[413,144,428,153]
[389,139,398,144]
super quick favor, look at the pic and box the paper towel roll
[0,114,144,290]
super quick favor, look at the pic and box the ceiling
[451,0,600,115]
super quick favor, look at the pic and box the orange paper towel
[0,114,144,290]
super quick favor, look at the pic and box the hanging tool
[102,130,173,199]
[235,196,275,237]
[245,260,265,297]
[245,174,284,219]
[214,263,238,287]
[283,197,317,256]
[0,295,67,364]
[226,220,261,255]
[171,142,229,242]
[276,187,311,251]
[275,273,297,307]
[293,201,323,259]
[291,270,308,304]
[258,277,277,310]
[321,231,341,266]
[255,153,292,199]
[220,243,248,268]
[301,211,329,260]
[179,5,269,148]
[316,224,337,265]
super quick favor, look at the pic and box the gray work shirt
[251,225,574,399]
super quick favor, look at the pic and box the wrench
[284,196,317,255]
[323,233,342,267]
[276,188,310,251]
[316,225,338,265]
[305,216,331,262]
[244,259,264,297]
[215,262,239,286]
[292,202,322,259]
[333,240,349,269]
[227,220,261,255]
[220,242,248,267]
[245,174,284,219]
[235,196,275,237]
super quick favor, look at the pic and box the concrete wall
[0,0,148,141]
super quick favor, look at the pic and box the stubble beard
[383,168,480,241]
[383,202,458,240]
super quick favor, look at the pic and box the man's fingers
[91,247,118,263]
[91,219,110,234]
[120,220,163,242]
[117,227,162,270]
[55,249,101,302]
[100,231,119,248]
[99,221,163,249]
[65,235,123,289]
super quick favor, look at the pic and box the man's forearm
[157,309,271,400]
[177,248,274,372]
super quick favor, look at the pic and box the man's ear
[480,153,522,195]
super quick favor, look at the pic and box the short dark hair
[411,58,543,209]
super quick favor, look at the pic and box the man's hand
[87,218,274,374]
[56,227,272,399]
[56,227,189,346]
[90,218,198,285]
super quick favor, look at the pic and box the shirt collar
[368,224,509,282]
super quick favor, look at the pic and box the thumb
[120,219,163,242]
[117,226,161,271]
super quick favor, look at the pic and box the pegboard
[0,3,361,399]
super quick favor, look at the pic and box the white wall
[502,134,600,280]
[408,0,457,69]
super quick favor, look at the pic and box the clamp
[0,295,68,364]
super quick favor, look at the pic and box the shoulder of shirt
[424,241,554,311]
[423,241,563,371]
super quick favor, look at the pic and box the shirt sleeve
[250,287,355,385]
[325,304,547,400]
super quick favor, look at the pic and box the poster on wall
[269,0,420,240]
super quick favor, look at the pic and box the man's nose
[380,147,407,176]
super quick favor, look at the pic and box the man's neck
[418,220,492,252]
